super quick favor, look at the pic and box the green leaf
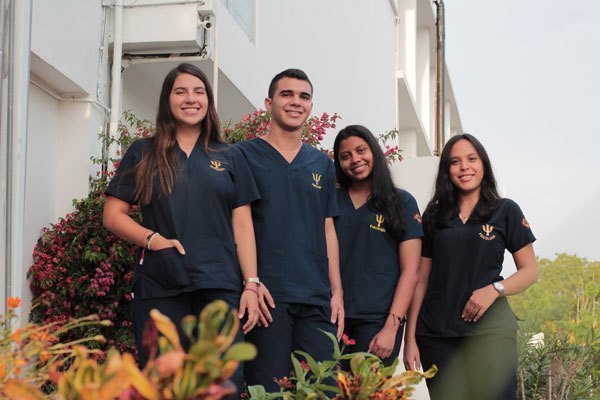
[224,342,257,361]
[318,329,341,359]
[294,350,320,375]
[248,385,266,399]
[291,354,306,384]
[350,354,365,373]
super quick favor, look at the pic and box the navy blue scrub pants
[244,302,337,392]
[131,286,244,398]
[343,317,404,367]
[417,330,518,400]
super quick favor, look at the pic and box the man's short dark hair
[268,68,313,98]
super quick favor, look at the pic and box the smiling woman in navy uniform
[333,125,422,365]
[103,63,264,393]
[403,134,538,400]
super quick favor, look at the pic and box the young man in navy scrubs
[237,69,344,391]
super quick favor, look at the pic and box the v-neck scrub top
[106,138,260,300]
[416,198,536,337]
[236,138,339,307]
[335,188,424,319]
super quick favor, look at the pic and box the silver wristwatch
[492,281,505,296]
[244,277,261,286]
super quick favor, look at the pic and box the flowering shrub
[27,111,151,357]
[247,332,436,399]
[223,110,402,161]
[223,109,341,151]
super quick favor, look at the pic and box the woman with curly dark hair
[333,125,423,365]
[404,134,538,400]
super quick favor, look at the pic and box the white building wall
[218,0,398,146]
[31,0,104,96]
[20,85,61,310]
[12,0,108,313]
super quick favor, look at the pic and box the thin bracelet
[389,312,407,327]
[146,232,158,250]
[244,288,259,296]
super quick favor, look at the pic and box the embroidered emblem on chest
[311,173,322,189]
[370,214,386,233]
[210,160,225,172]
[479,224,496,241]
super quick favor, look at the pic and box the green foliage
[510,254,599,399]
[247,331,436,400]
[517,331,599,400]
[510,253,599,341]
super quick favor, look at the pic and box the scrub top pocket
[141,247,192,290]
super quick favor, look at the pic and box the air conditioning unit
[120,3,211,55]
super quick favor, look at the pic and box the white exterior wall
[31,0,104,96]
[11,0,107,314]
[221,0,398,143]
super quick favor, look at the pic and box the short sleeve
[399,190,424,242]
[324,159,339,218]
[505,199,536,253]
[105,139,145,204]
[421,213,433,258]
[229,146,261,208]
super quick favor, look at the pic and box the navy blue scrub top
[416,198,536,337]
[335,188,423,319]
[105,138,260,300]
[236,138,339,307]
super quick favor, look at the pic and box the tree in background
[510,253,599,399]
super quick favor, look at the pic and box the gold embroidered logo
[370,214,386,233]
[479,224,496,241]
[311,173,322,189]
[414,212,422,224]
[210,160,225,172]
[521,217,530,229]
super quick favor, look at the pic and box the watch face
[493,282,505,295]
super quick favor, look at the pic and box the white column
[3,0,33,321]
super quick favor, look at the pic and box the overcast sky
[444,1,600,264]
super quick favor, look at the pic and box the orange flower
[30,329,58,344]
[14,358,26,374]
[11,328,23,343]
[7,297,21,309]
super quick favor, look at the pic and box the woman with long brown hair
[103,63,262,391]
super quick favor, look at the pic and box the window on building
[222,0,255,41]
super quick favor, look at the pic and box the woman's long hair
[134,63,223,204]
[333,125,405,241]
[424,133,499,233]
